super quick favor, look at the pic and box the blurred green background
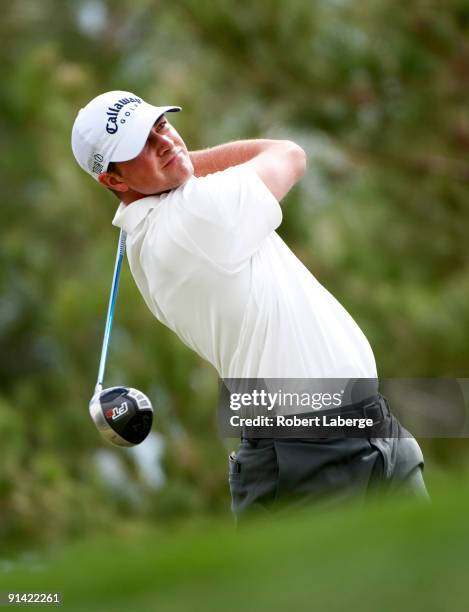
[1,0,469,573]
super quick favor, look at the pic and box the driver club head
[89,386,154,447]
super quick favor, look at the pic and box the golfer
[72,90,427,518]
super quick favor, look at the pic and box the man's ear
[98,171,129,193]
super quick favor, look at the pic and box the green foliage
[1,0,468,546]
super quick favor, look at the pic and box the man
[72,90,428,519]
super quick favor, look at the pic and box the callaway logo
[106,97,142,134]
[106,401,129,421]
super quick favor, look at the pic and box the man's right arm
[189,139,306,202]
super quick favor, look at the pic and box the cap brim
[110,104,181,164]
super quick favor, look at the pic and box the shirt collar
[112,195,160,234]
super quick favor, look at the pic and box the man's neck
[120,191,148,206]
[120,189,171,206]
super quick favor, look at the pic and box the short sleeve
[170,166,282,268]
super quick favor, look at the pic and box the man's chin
[172,166,195,189]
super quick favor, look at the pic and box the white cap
[71,90,181,180]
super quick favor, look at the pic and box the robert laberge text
[230,415,374,429]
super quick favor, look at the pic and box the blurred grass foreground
[1,484,468,612]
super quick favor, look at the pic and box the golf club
[88,229,153,447]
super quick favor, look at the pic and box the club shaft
[95,229,127,394]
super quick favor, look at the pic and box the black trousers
[228,411,428,519]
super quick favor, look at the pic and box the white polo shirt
[112,165,377,379]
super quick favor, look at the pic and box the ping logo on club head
[105,401,129,421]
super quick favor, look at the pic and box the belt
[241,393,391,441]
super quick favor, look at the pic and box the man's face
[106,115,194,198]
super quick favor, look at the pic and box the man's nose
[148,129,172,154]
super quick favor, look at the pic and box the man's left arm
[190,139,306,203]
[189,139,296,177]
